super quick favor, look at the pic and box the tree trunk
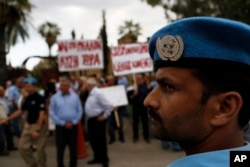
[0,23,7,86]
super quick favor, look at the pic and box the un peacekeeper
[0,77,47,167]
[144,17,250,167]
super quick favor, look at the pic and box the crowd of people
[3,16,250,167]
[0,72,179,167]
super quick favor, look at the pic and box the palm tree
[118,20,142,43]
[38,21,61,57]
[0,0,32,85]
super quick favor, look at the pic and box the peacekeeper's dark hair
[191,67,250,128]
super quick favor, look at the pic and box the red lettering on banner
[58,40,101,52]
[111,44,148,56]
[113,61,131,72]
[58,42,68,52]
[132,58,152,68]
[69,41,76,50]
[59,55,79,68]
[82,54,100,66]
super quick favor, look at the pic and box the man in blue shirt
[7,77,23,138]
[117,75,129,117]
[50,77,83,167]
[144,17,250,167]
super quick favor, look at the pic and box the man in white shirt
[84,77,113,167]
[0,86,17,154]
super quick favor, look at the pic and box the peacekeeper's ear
[210,91,242,127]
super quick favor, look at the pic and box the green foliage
[0,0,33,85]
[141,0,162,7]
[32,59,50,77]
[118,20,142,38]
[142,0,250,24]
[0,0,32,49]
[38,21,61,56]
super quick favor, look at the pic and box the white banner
[57,39,103,72]
[100,85,128,107]
[111,43,153,76]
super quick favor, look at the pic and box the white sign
[100,85,128,107]
[111,43,153,76]
[57,39,104,72]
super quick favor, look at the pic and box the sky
[7,0,167,70]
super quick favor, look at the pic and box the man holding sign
[105,75,125,144]
[84,77,113,167]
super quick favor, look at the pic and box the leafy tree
[32,58,51,79]
[0,0,32,85]
[141,0,250,24]
[38,21,61,56]
[99,10,109,75]
[118,20,142,42]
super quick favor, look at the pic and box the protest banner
[110,43,153,76]
[100,85,128,107]
[57,39,104,72]
[100,85,128,127]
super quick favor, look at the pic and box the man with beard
[144,17,250,167]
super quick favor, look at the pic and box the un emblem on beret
[156,35,184,61]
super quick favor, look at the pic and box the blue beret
[23,77,37,84]
[149,17,250,70]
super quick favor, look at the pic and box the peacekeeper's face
[144,67,215,144]
[25,83,36,95]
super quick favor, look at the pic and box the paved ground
[0,118,185,167]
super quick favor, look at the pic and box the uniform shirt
[49,91,83,126]
[168,143,250,167]
[85,87,113,119]
[21,92,45,124]
[244,122,250,142]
